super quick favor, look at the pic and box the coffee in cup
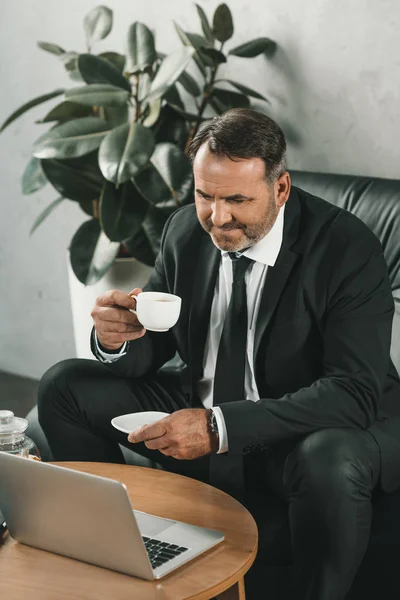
[130,292,181,332]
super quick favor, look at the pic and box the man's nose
[211,201,232,227]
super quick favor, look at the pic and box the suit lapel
[254,188,302,358]
[188,232,220,382]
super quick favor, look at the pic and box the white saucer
[146,327,169,332]
[111,411,170,434]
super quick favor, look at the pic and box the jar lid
[0,410,28,437]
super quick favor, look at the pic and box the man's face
[193,143,290,252]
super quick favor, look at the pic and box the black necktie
[213,253,253,404]
[210,253,253,500]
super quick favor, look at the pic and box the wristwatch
[209,409,219,439]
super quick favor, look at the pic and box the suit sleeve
[219,244,395,455]
[90,216,178,378]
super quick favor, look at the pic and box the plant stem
[134,74,142,121]
[92,199,99,219]
[184,64,219,154]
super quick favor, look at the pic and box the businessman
[38,108,400,600]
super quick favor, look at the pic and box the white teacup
[130,291,181,332]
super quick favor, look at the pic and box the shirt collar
[221,203,285,267]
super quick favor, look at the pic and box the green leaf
[99,52,126,72]
[103,105,129,128]
[211,88,250,110]
[78,54,131,91]
[125,22,157,74]
[78,199,94,216]
[213,4,234,42]
[177,70,201,97]
[0,89,65,133]
[41,154,103,202]
[150,143,193,205]
[229,37,277,58]
[30,197,64,235]
[100,180,148,241]
[33,117,110,159]
[219,79,269,102]
[155,104,190,148]
[124,227,155,266]
[83,5,113,48]
[99,122,155,184]
[179,30,215,67]
[164,84,184,109]
[195,4,214,43]
[37,101,93,123]
[133,164,172,206]
[37,41,65,56]
[142,98,162,127]
[60,51,79,71]
[186,32,214,49]
[146,47,195,102]
[199,47,226,64]
[166,102,206,122]
[174,23,207,77]
[65,84,130,107]
[58,52,84,83]
[22,157,48,195]
[69,218,120,284]
[143,205,177,256]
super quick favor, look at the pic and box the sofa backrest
[290,170,400,374]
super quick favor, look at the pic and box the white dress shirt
[96,204,285,454]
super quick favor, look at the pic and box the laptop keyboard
[142,536,189,569]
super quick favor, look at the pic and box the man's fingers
[128,288,143,298]
[98,320,143,334]
[95,306,139,325]
[96,289,137,310]
[144,438,171,451]
[128,422,167,444]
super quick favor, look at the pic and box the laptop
[0,452,224,579]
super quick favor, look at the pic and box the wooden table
[0,462,258,600]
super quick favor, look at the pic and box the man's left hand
[127,408,218,460]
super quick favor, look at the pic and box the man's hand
[91,287,146,351]
[127,409,219,460]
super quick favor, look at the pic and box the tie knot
[228,253,253,281]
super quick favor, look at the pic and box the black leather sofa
[26,170,400,599]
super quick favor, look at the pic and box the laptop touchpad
[134,510,176,537]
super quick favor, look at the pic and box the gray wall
[1,0,399,379]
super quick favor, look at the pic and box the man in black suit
[38,108,400,599]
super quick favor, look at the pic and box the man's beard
[203,197,279,252]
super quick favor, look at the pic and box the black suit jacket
[101,186,400,492]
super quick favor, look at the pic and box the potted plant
[0,3,276,355]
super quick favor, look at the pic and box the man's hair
[187,108,287,183]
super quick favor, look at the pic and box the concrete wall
[1,0,399,379]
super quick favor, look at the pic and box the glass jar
[0,410,41,460]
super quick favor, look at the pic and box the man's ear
[275,171,291,208]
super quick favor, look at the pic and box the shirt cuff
[211,406,229,454]
[94,331,128,363]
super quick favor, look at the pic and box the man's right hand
[90,287,146,352]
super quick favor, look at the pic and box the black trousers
[38,359,381,600]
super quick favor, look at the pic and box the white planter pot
[68,258,153,359]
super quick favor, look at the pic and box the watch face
[0,508,5,530]
[211,414,219,434]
